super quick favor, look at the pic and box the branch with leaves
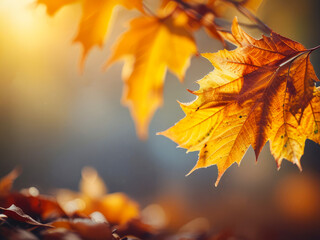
[37,0,320,185]
[37,0,262,138]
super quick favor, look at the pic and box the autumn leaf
[159,18,320,186]
[1,192,67,221]
[37,0,144,65]
[0,169,154,240]
[56,167,140,225]
[37,0,263,139]
[0,170,67,221]
[0,205,52,228]
[106,14,197,138]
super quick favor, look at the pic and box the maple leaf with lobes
[159,18,320,186]
[106,13,197,138]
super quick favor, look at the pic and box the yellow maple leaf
[159,18,320,186]
[37,0,144,65]
[106,14,197,138]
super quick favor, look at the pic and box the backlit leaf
[37,0,144,64]
[106,14,197,138]
[159,18,320,185]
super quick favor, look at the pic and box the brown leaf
[0,192,67,222]
[0,205,52,228]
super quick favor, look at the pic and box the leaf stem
[308,45,320,52]
[215,17,263,30]
[143,3,155,16]
[279,45,320,69]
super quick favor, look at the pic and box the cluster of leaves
[35,0,320,184]
[0,168,150,240]
[36,0,262,139]
[0,168,255,240]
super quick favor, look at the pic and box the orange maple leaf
[106,14,197,139]
[159,18,320,186]
[37,0,144,65]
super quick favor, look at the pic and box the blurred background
[0,0,320,239]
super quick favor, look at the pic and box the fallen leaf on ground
[0,205,52,228]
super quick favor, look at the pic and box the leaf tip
[214,175,222,187]
[214,170,225,187]
[185,165,198,177]
[296,161,302,172]
[276,159,282,171]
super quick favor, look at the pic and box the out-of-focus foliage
[37,0,144,65]
[0,169,150,240]
[106,15,196,138]
[1,169,320,239]
[36,0,262,138]
[56,167,140,225]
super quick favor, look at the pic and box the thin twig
[143,3,155,16]
[215,17,263,30]
[308,45,320,52]
[233,3,272,35]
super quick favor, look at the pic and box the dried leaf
[0,192,67,222]
[159,18,320,185]
[0,205,52,228]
